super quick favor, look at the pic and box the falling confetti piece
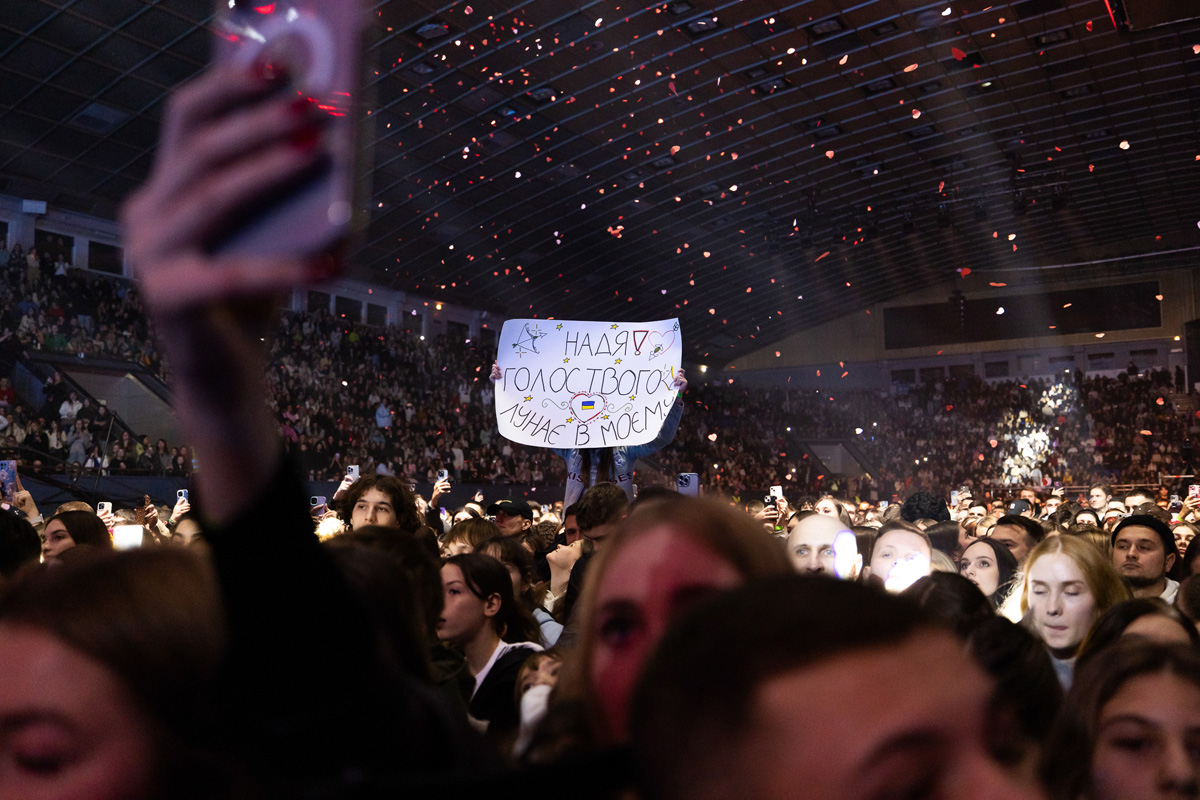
[1157,398,1166,405]
[1086,20,1093,31]
[775,351,781,357]
[838,54,849,65]
[996,307,1005,315]
[1095,333,1106,338]
[1119,140,1131,150]
[903,63,919,72]
[825,150,835,158]
[959,268,971,277]
[707,433,718,441]
[815,251,830,262]
[951,47,967,61]
[1194,44,1200,54]
[989,282,1007,287]
[912,109,922,119]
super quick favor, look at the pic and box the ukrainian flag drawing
[581,399,595,411]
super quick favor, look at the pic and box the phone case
[212,0,366,256]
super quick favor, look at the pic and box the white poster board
[494,318,682,448]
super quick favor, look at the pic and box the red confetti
[951,47,967,61]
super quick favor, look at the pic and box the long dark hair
[48,509,112,550]
[444,552,542,645]
[959,537,1019,608]
[1075,597,1200,671]
[478,535,539,611]
[1041,640,1200,800]
[579,448,615,486]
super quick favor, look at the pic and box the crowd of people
[5,62,1200,800]
[4,233,1196,504]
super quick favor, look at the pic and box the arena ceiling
[3,0,1200,365]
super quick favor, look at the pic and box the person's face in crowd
[787,515,860,579]
[1090,487,1111,511]
[966,505,987,520]
[959,541,1002,597]
[174,517,202,545]
[1044,497,1062,515]
[737,631,1046,800]
[493,510,529,537]
[350,488,397,530]
[0,625,156,800]
[990,524,1034,567]
[1021,488,1038,504]
[814,498,839,518]
[589,525,742,742]
[867,530,932,593]
[452,510,474,525]
[443,539,473,557]
[437,563,497,646]
[519,656,562,696]
[1177,526,1197,554]
[957,523,978,558]
[1124,493,1154,511]
[546,539,583,573]
[482,547,525,599]
[41,519,75,561]
[1090,670,1200,800]
[1113,526,1174,589]
[1027,552,1098,659]
[1077,511,1100,527]
[563,513,581,544]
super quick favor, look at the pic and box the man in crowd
[486,498,534,537]
[1123,488,1156,510]
[989,514,1045,567]
[1111,514,1179,602]
[575,482,628,550]
[864,522,931,592]
[1007,499,1038,520]
[340,474,424,535]
[630,577,1046,800]
[786,513,861,579]
[1089,482,1113,512]
[562,503,581,544]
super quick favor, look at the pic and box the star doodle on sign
[563,357,570,363]
[566,417,575,423]
[523,395,533,402]
[629,395,636,401]
[556,323,563,330]
[602,415,610,419]
[610,323,619,330]
[614,358,622,364]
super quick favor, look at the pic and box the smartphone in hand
[211,0,366,257]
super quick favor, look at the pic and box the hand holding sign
[493,318,682,448]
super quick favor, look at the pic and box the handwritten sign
[494,318,682,448]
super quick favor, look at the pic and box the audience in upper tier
[7,62,1200,800]
[3,246,1196,506]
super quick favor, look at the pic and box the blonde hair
[1018,534,1130,617]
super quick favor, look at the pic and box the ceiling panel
[1,0,1199,363]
